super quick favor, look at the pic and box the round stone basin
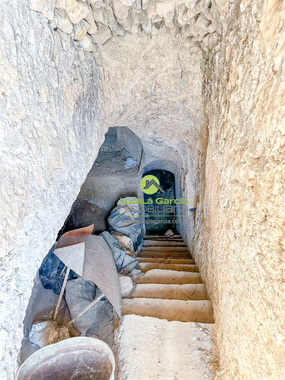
[17,337,115,380]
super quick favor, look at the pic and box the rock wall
[194,0,285,378]
[4,0,284,378]
[0,1,207,377]
[0,1,103,378]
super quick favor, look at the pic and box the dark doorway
[143,169,177,235]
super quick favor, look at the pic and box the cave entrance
[143,169,177,235]
[20,126,144,364]
[59,126,143,236]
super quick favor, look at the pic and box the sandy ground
[115,315,217,380]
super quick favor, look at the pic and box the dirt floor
[115,315,217,380]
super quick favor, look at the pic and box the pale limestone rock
[113,2,132,31]
[0,55,20,96]
[84,9,98,34]
[79,34,93,50]
[142,21,152,34]
[182,23,194,37]
[30,0,55,20]
[132,0,142,14]
[119,275,134,297]
[104,5,122,34]
[183,6,200,22]
[195,13,211,37]
[74,20,90,40]
[91,25,112,44]
[77,47,86,61]
[55,10,74,34]
[113,0,130,20]
[91,7,106,25]
[0,2,101,377]
[49,0,220,45]
[152,14,163,23]
[193,2,285,380]
[55,0,66,10]
[185,0,198,9]
[213,0,230,16]
[142,0,151,11]
[146,1,157,19]
[91,0,105,7]
[33,0,220,49]
[176,3,187,26]
[164,16,174,29]
[113,26,125,36]
[136,11,149,25]
[196,0,211,13]
[65,0,90,23]
[4,2,285,380]
[156,0,175,19]
[119,0,136,7]
[206,21,217,34]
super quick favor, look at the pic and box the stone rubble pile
[30,0,221,53]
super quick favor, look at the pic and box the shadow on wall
[59,127,143,236]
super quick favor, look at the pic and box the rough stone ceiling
[30,0,224,191]
[43,0,222,52]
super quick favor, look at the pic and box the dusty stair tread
[142,246,189,252]
[115,315,217,380]
[143,240,187,247]
[143,238,184,243]
[137,257,195,265]
[138,262,199,273]
[131,283,209,300]
[144,235,182,239]
[122,298,214,323]
[138,251,191,258]
[136,269,203,284]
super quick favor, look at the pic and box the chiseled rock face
[0,1,205,378]
[1,0,284,379]
[0,1,103,378]
[31,0,221,50]
[194,0,285,379]
[65,0,89,24]
[30,0,55,20]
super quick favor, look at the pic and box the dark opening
[59,127,143,236]
[144,169,177,235]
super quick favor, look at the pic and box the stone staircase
[122,235,214,323]
[116,235,216,380]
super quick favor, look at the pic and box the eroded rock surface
[0,0,284,379]
[193,1,285,379]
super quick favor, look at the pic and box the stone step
[145,239,185,244]
[143,239,184,244]
[142,246,189,252]
[137,257,195,265]
[144,235,182,239]
[122,298,214,323]
[136,269,202,284]
[143,240,187,247]
[143,238,184,243]
[131,283,208,301]
[139,251,191,258]
[115,316,216,380]
[138,262,199,273]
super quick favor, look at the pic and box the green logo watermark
[140,175,165,194]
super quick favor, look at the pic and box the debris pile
[29,321,70,348]
[29,197,143,353]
